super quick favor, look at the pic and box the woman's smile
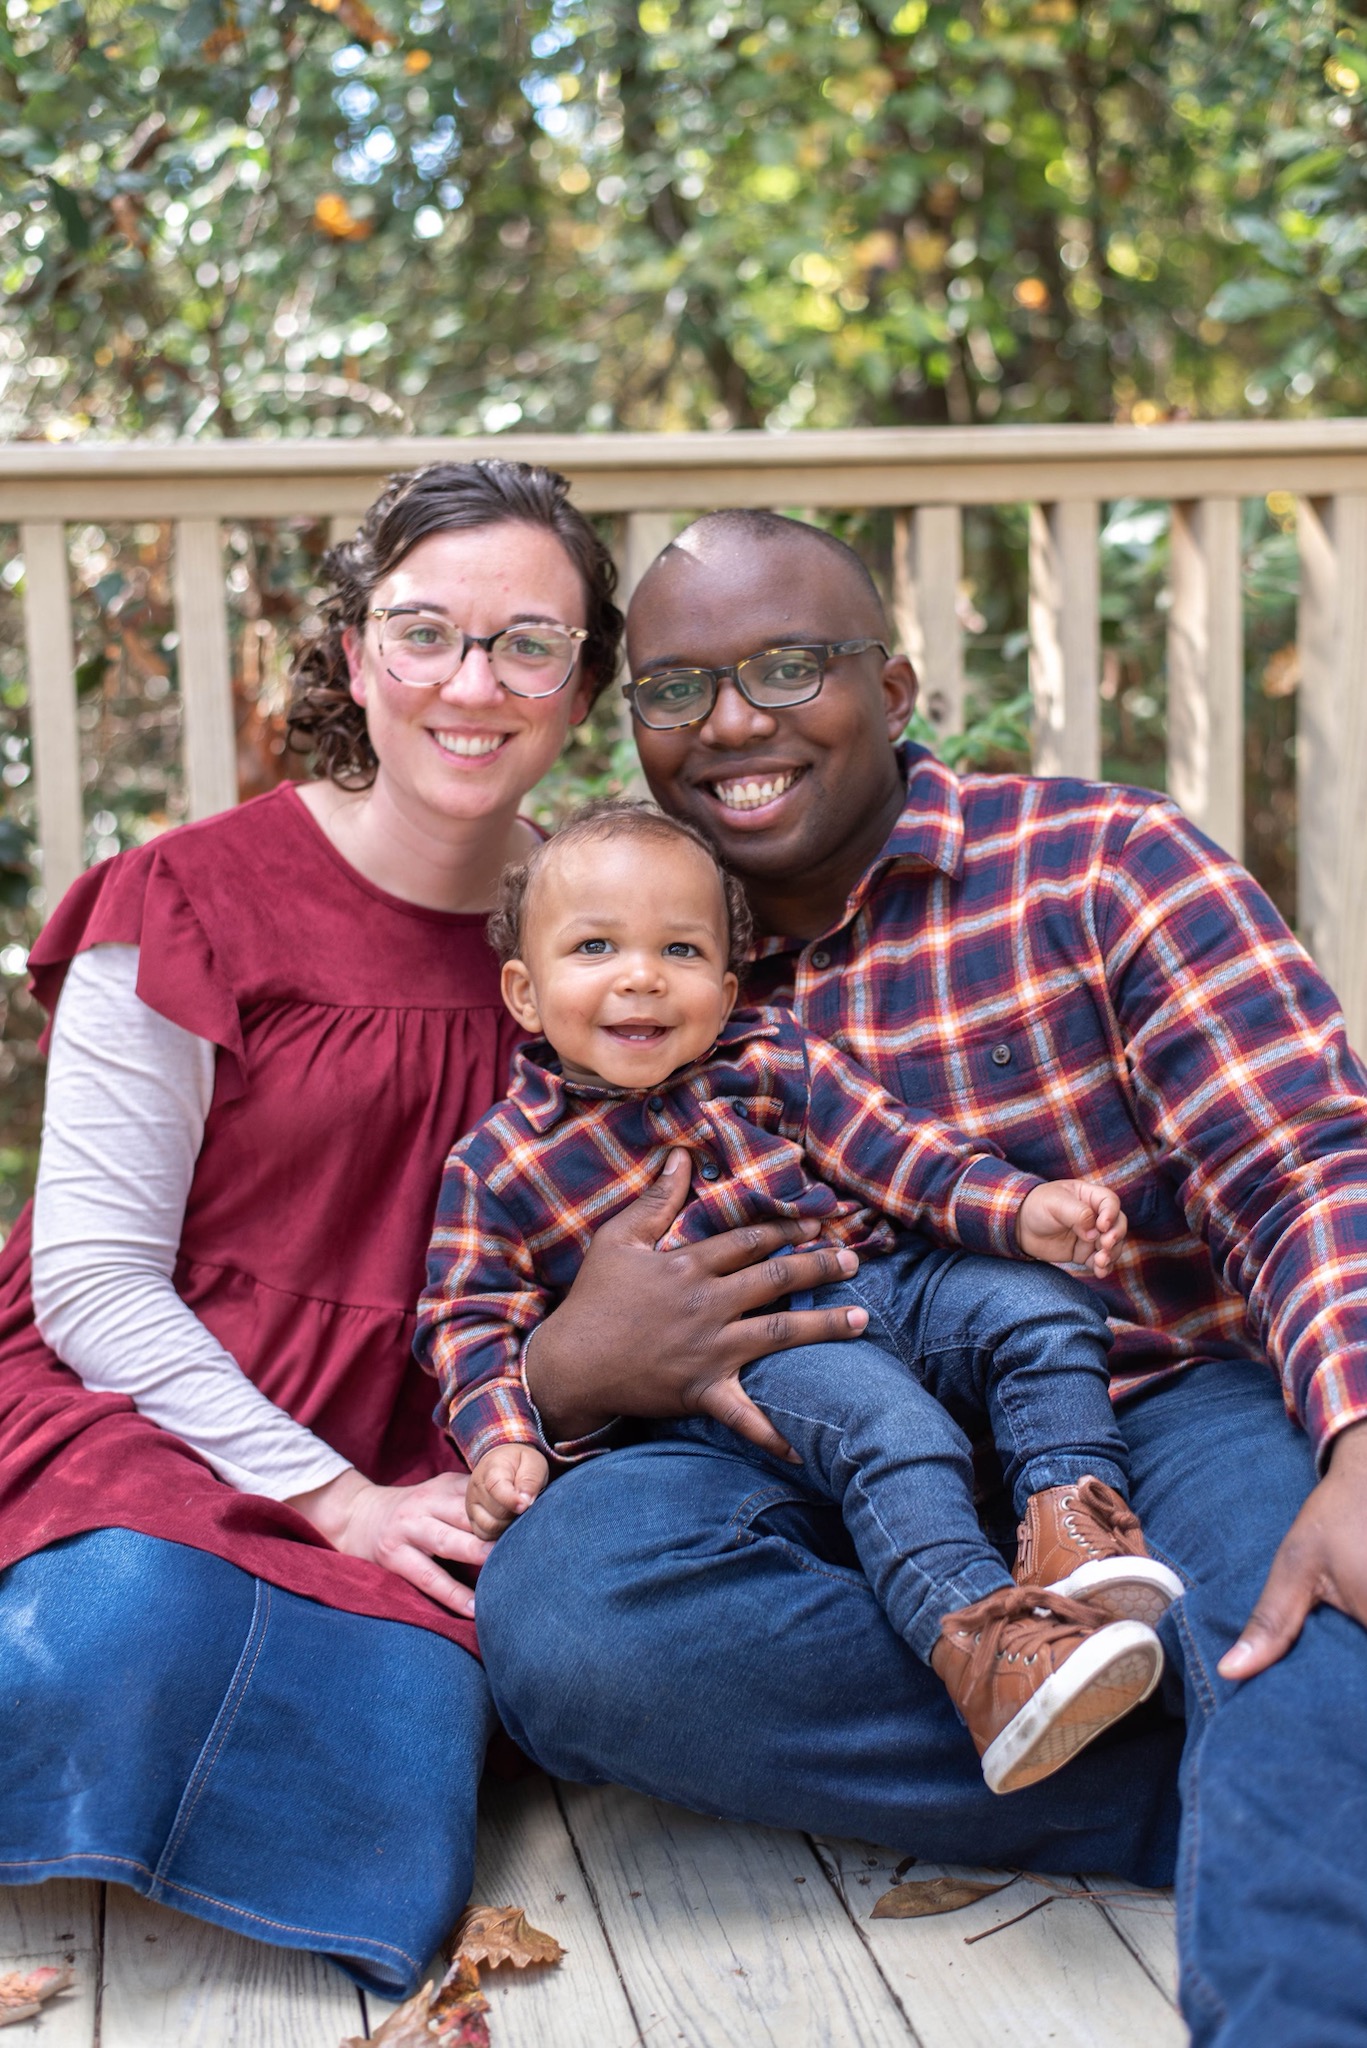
[426,727,514,762]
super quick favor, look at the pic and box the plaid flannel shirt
[417,1005,1042,1467]
[735,745,1367,1464]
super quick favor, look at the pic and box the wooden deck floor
[0,1778,1184,2047]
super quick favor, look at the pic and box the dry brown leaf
[309,0,390,45]
[454,1904,565,1971]
[109,195,147,251]
[871,1876,1010,1920]
[1263,642,1301,699]
[339,1958,490,2048]
[0,1966,75,2027]
[313,194,373,242]
[201,24,243,58]
[340,1980,434,2048]
[430,1954,492,2043]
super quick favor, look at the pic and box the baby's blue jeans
[664,1238,1128,1662]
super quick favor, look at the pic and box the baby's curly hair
[488,799,753,973]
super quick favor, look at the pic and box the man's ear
[880,652,918,738]
[501,958,543,1035]
[342,625,367,707]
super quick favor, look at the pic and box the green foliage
[0,0,1353,1229]
[0,0,1363,438]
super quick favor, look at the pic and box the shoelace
[1062,1476,1146,1559]
[948,1586,1102,1708]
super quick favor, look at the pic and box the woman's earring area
[340,623,368,708]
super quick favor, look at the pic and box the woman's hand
[524,1148,870,1460]
[1017,1178,1128,1276]
[287,1467,491,1620]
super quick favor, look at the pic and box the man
[478,511,1367,2045]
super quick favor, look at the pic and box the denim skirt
[0,1529,493,1995]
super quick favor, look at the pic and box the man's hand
[466,1444,550,1540]
[1017,1178,1127,1276]
[287,1467,491,1619]
[524,1148,870,1461]
[1219,1418,1367,1680]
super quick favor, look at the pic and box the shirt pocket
[875,989,1170,1217]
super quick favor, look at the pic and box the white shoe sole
[981,1621,1164,1795]
[1046,1556,1185,1626]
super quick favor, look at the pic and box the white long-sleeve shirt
[30,943,352,1500]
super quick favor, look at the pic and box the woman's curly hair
[488,799,754,973]
[286,458,623,788]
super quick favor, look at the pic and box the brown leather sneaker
[1014,1476,1184,1625]
[932,1584,1164,1794]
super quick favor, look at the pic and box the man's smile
[690,762,811,829]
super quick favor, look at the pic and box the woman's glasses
[624,639,888,731]
[370,608,588,698]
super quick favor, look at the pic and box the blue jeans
[0,1531,493,1997]
[667,1243,1130,1661]
[478,1357,1365,2047]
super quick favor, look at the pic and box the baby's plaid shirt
[416,1006,1042,1468]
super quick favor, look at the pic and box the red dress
[0,784,525,1658]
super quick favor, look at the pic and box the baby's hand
[1016,1179,1127,1276]
[466,1445,550,1540]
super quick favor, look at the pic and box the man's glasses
[370,608,588,699]
[624,639,888,731]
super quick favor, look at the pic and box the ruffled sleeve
[29,843,248,1103]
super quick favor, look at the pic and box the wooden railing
[5,421,1367,1040]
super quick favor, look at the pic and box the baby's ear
[719,969,739,1025]
[501,958,542,1033]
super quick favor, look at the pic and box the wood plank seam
[1079,1875,1179,2009]
[551,1781,649,2046]
[806,1836,928,2048]
[93,1881,105,2048]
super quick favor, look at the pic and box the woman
[0,458,620,1994]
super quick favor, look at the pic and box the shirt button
[699,1160,721,1182]
[810,948,831,969]
[647,1095,665,1113]
[990,1043,1012,1067]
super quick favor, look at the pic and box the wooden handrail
[5,420,1367,515]
[5,424,1367,1046]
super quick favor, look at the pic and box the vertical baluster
[892,507,964,739]
[172,519,238,820]
[18,521,83,913]
[1028,501,1100,778]
[1167,498,1244,859]
[1298,493,1367,1048]
[610,512,676,799]
[616,511,676,606]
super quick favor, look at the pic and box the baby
[416,801,1183,1795]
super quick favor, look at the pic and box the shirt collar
[877,743,966,883]
[507,1007,781,1134]
[753,743,965,960]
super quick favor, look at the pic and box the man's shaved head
[625,508,916,942]
[639,509,887,623]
